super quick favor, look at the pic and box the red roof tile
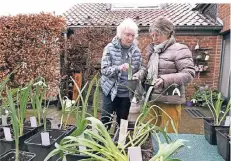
[63,3,222,27]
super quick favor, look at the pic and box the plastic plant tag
[225,116,230,126]
[30,116,38,127]
[1,115,8,126]
[92,121,98,134]
[118,119,128,145]
[128,147,142,161]
[41,132,50,146]
[3,127,13,141]
[50,119,58,129]
[79,133,87,154]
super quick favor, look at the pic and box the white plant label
[224,116,230,126]
[3,127,13,141]
[50,119,58,129]
[79,133,86,154]
[41,132,50,146]
[118,119,128,145]
[30,116,38,127]
[92,121,98,134]
[128,147,142,161]
[1,115,8,126]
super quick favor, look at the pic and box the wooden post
[72,73,82,100]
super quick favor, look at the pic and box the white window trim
[111,3,161,10]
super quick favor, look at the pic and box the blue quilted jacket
[100,37,142,101]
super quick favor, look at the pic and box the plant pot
[203,118,227,145]
[63,153,90,161]
[24,119,52,135]
[0,127,34,155]
[24,129,66,161]
[216,127,230,161]
[57,124,76,136]
[127,80,138,92]
[0,149,36,161]
[113,128,154,161]
[129,101,141,121]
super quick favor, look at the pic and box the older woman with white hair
[100,18,143,130]
[138,17,195,133]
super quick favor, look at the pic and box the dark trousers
[100,93,131,130]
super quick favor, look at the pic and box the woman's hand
[118,63,129,71]
[154,78,164,88]
[132,72,140,80]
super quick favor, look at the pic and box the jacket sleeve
[160,48,195,88]
[101,46,120,77]
[133,44,153,80]
[135,59,147,80]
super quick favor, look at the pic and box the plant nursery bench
[153,133,225,161]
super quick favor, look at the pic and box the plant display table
[154,133,225,161]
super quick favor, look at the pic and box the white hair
[116,18,138,39]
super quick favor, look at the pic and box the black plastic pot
[65,153,90,161]
[203,118,227,145]
[127,80,138,92]
[216,127,230,161]
[24,119,52,135]
[24,129,66,161]
[113,128,154,160]
[0,127,34,155]
[0,149,35,161]
[57,124,76,136]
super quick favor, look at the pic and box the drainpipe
[64,32,67,73]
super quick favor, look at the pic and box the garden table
[153,133,225,161]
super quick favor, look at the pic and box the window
[219,33,230,98]
[111,3,162,10]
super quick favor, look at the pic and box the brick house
[192,3,230,99]
[63,3,230,99]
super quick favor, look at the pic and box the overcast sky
[0,0,228,16]
[0,0,78,16]
[0,1,171,16]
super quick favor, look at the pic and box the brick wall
[218,4,230,33]
[84,32,222,100]
[136,34,222,99]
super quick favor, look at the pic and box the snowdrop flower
[33,80,47,87]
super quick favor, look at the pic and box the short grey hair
[149,17,175,37]
[116,18,138,38]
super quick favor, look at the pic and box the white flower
[33,80,47,87]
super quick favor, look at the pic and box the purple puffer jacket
[145,42,195,104]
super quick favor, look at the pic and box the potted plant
[0,83,36,155]
[45,117,184,161]
[215,125,230,161]
[45,117,124,161]
[149,133,185,161]
[24,122,66,161]
[215,100,230,161]
[0,73,12,127]
[62,74,101,160]
[203,92,230,145]
[127,59,138,92]
[191,85,219,107]
[24,93,67,161]
[24,77,51,134]
[185,98,193,107]
[0,86,35,161]
[44,74,103,161]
